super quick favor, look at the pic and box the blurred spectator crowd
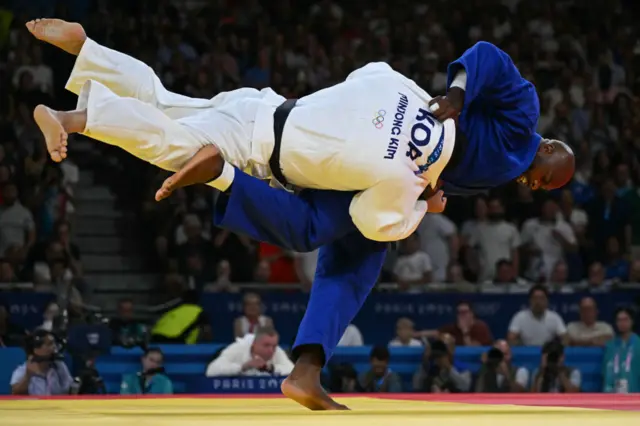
[110,0,640,295]
[0,0,639,294]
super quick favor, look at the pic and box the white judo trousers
[66,39,456,242]
[67,38,283,177]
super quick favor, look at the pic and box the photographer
[531,341,581,393]
[357,346,403,393]
[120,348,173,394]
[10,329,73,395]
[415,339,471,393]
[475,340,529,392]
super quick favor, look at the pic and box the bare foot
[155,145,224,201]
[33,105,68,163]
[281,377,349,411]
[25,18,87,56]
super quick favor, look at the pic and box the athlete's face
[517,139,575,190]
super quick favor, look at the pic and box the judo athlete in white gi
[27,19,452,245]
[28,20,576,411]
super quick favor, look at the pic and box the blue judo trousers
[212,169,387,363]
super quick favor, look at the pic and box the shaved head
[517,139,575,191]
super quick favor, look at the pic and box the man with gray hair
[206,326,293,377]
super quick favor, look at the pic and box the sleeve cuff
[206,161,235,191]
[450,69,468,90]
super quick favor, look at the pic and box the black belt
[269,99,298,187]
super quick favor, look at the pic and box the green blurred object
[0,9,13,48]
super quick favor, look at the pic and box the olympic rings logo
[372,109,387,129]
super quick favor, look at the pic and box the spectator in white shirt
[558,189,588,246]
[567,297,614,347]
[206,326,293,377]
[461,197,488,244]
[393,232,432,292]
[508,285,568,346]
[338,324,364,346]
[417,214,459,282]
[389,318,422,347]
[521,198,578,282]
[467,197,520,282]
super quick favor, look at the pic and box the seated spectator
[393,232,432,292]
[548,260,569,288]
[389,317,422,347]
[31,241,75,284]
[338,323,364,346]
[412,343,433,391]
[357,346,403,393]
[484,259,529,288]
[508,285,567,346]
[10,329,73,395]
[465,197,520,282]
[204,260,236,292]
[413,339,471,393]
[445,262,470,285]
[438,301,493,346]
[110,298,147,347]
[120,348,173,394]
[521,198,578,282]
[0,182,36,261]
[233,293,274,339]
[0,258,18,282]
[603,307,640,393]
[253,260,271,283]
[326,363,359,393]
[531,341,581,393]
[205,326,293,377]
[151,290,212,344]
[603,236,629,281]
[581,262,613,293]
[0,305,26,347]
[475,340,529,392]
[50,260,84,322]
[567,297,614,347]
[627,259,640,284]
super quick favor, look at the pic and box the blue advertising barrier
[0,292,55,330]
[2,291,635,345]
[0,345,606,394]
[201,291,636,345]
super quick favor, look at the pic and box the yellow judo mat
[1,396,637,426]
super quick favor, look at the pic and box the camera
[543,341,564,372]
[73,356,107,395]
[485,347,504,369]
[429,340,449,361]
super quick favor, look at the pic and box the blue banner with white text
[201,291,637,345]
[0,292,55,330]
[1,291,636,345]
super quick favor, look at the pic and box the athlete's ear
[419,185,439,200]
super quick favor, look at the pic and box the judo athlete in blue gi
[157,41,576,411]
